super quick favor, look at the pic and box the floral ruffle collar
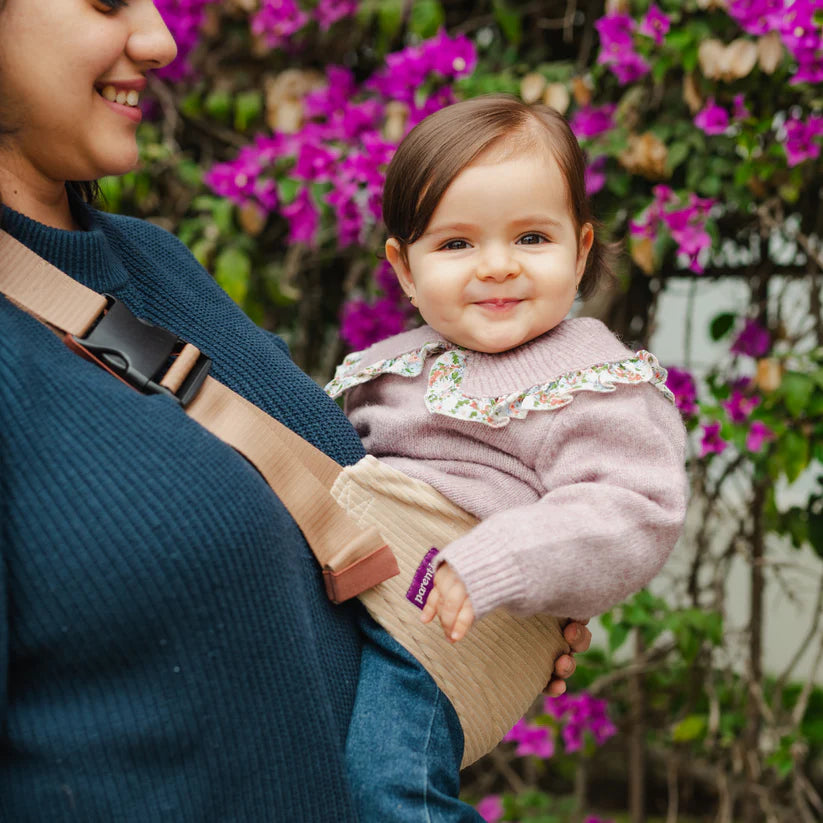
[325,340,674,429]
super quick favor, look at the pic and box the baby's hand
[420,563,475,642]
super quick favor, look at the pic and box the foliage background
[120,1,823,820]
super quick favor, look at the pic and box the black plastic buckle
[71,296,211,407]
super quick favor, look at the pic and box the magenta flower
[281,187,319,246]
[595,14,651,84]
[585,156,608,196]
[251,0,309,49]
[476,795,505,823]
[570,104,617,139]
[733,94,751,121]
[315,0,358,31]
[665,367,698,417]
[638,4,670,45]
[782,114,823,167]
[746,420,775,452]
[340,296,408,349]
[731,318,771,358]
[723,390,761,423]
[694,99,730,136]
[727,0,784,35]
[661,205,714,273]
[542,692,616,750]
[700,422,729,457]
[503,718,555,759]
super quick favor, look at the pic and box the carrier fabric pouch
[331,454,569,768]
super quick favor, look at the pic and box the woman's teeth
[100,85,140,107]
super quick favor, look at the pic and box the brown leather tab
[322,543,399,604]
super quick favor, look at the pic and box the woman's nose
[476,245,521,281]
[126,2,178,70]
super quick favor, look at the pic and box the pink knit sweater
[326,318,688,622]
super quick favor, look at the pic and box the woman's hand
[544,619,592,697]
[420,563,475,642]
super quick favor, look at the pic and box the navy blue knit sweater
[0,199,366,821]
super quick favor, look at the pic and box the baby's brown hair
[382,94,613,300]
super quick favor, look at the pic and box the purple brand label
[405,547,439,610]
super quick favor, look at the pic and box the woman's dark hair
[382,94,614,300]
[0,0,99,207]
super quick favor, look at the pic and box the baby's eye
[94,0,128,13]
[440,239,470,251]
[517,233,549,245]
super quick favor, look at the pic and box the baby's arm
[435,383,688,623]
[420,562,475,641]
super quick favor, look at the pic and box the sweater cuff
[436,532,526,622]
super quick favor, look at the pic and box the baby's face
[386,149,593,353]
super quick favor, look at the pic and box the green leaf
[277,177,300,206]
[780,429,810,483]
[234,90,263,132]
[493,0,522,45]
[204,89,232,122]
[780,372,816,417]
[608,622,631,653]
[410,0,445,39]
[672,714,707,742]
[214,246,251,306]
[709,312,736,341]
[667,141,690,173]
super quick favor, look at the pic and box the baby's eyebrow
[423,222,477,236]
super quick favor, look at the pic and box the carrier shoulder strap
[0,228,398,603]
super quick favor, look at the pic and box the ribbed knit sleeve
[438,383,688,621]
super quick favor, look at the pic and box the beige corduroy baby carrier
[331,455,568,767]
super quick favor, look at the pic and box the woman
[0,2,589,820]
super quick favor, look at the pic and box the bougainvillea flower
[665,367,698,417]
[638,4,671,45]
[315,0,358,31]
[732,93,751,121]
[782,114,823,167]
[700,422,729,457]
[250,0,309,49]
[476,795,504,823]
[723,389,761,423]
[281,187,319,246]
[585,156,608,196]
[694,99,730,135]
[731,318,771,357]
[746,420,775,452]
[503,718,555,758]
[570,104,617,139]
[340,296,409,349]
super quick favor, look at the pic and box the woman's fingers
[564,619,592,653]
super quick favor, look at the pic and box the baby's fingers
[421,587,439,624]
[448,600,475,643]
[437,586,468,640]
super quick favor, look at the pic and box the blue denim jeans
[346,614,484,822]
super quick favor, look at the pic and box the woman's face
[0,0,176,194]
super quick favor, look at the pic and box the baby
[326,94,688,822]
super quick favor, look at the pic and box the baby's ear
[576,223,594,286]
[386,238,416,300]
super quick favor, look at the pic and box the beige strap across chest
[0,228,398,602]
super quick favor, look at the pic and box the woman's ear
[575,223,594,286]
[386,238,416,303]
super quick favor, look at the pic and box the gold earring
[408,294,417,306]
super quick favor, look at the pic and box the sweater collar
[0,194,129,295]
